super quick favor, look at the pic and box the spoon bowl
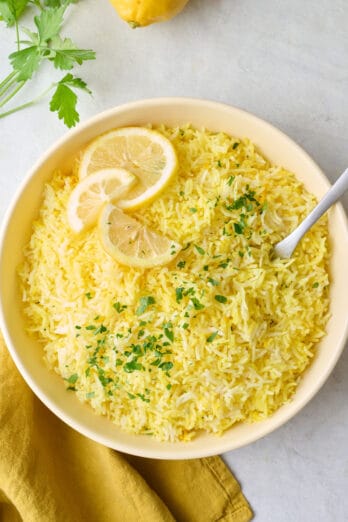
[274,168,348,258]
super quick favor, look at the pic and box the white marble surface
[1,0,347,520]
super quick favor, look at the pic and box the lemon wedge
[99,203,181,268]
[78,127,178,211]
[67,168,135,233]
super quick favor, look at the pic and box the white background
[1,1,347,520]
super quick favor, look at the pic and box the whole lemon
[109,0,190,27]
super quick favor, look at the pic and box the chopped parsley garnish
[127,392,136,399]
[166,384,172,390]
[179,190,185,196]
[85,324,96,330]
[234,223,244,235]
[123,360,144,373]
[227,175,235,186]
[233,142,239,150]
[136,296,156,316]
[75,325,81,330]
[85,292,92,299]
[86,391,95,399]
[208,277,219,286]
[260,201,268,213]
[66,373,78,384]
[312,282,319,288]
[182,242,191,251]
[182,323,189,329]
[113,302,127,313]
[97,369,113,387]
[159,361,173,372]
[203,265,209,271]
[137,393,150,403]
[191,297,204,310]
[164,327,174,343]
[206,331,218,343]
[189,207,197,213]
[194,245,205,255]
[176,287,184,303]
[177,260,186,269]
[215,295,227,304]
[219,259,230,268]
[238,251,244,257]
[217,160,222,167]
[94,324,107,335]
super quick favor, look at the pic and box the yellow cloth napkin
[0,335,253,522]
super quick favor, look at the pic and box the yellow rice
[19,125,330,441]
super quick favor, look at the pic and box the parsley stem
[0,81,26,109]
[0,83,54,120]
[15,20,20,52]
[0,71,18,98]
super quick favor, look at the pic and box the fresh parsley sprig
[0,0,95,127]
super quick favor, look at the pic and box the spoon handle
[274,168,348,257]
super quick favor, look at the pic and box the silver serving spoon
[274,168,348,258]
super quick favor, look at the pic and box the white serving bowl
[1,98,347,459]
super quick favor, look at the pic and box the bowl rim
[1,97,347,459]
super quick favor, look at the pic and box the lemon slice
[67,168,135,232]
[78,127,178,211]
[99,203,181,268]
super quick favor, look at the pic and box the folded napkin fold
[0,335,252,522]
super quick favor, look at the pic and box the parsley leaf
[50,35,95,70]
[0,0,29,26]
[49,73,91,128]
[9,46,42,80]
[34,5,66,43]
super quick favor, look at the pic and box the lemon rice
[19,125,330,442]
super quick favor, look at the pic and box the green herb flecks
[215,295,227,304]
[206,331,218,343]
[113,301,127,313]
[194,245,205,255]
[136,296,155,316]
[191,297,204,310]
[175,287,184,303]
[65,373,78,384]
[123,359,144,373]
